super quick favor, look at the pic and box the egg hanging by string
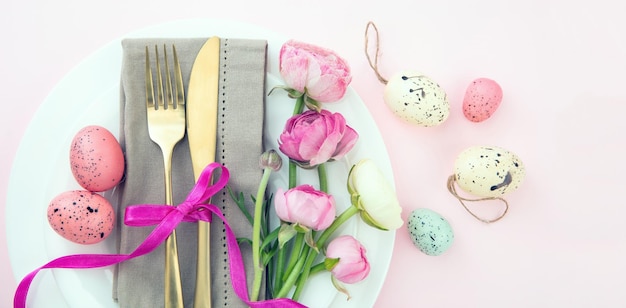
[447,145,526,223]
[365,22,450,127]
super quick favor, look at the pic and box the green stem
[292,95,305,116]
[292,250,315,301]
[318,205,359,247]
[276,95,307,299]
[288,95,305,190]
[309,262,326,276]
[251,168,272,301]
[288,162,297,189]
[283,232,304,281]
[318,163,328,193]
[291,205,360,300]
[273,237,287,296]
[275,245,309,298]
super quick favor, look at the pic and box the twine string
[446,175,509,223]
[364,21,388,85]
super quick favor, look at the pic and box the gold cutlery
[145,44,186,307]
[187,36,220,308]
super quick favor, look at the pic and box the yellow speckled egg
[383,70,449,127]
[70,125,124,192]
[454,146,525,198]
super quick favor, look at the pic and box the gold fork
[145,44,185,307]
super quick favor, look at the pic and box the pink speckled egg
[462,78,503,122]
[47,190,115,244]
[70,125,124,192]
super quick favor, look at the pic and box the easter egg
[383,70,449,127]
[454,146,525,198]
[70,125,124,192]
[462,78,503,122]
[47,190,115,244]
[407,208,454,256]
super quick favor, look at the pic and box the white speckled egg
[454,146,525,198]
[383,70,449,127]
[407,208,454,256]
[463,78,503,122]
[47,190,115,245]
[70,125,124,192]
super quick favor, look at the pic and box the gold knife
[187,36,220,308]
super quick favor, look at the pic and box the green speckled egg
[407,208,454,256]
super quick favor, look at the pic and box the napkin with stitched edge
[113,37,267,307]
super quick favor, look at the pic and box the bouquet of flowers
[233,40,404,304]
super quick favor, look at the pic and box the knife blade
[187,36,220,308]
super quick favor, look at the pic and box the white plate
[6,19,395,308]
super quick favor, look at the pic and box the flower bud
[274,185,336,231]
[259,149,282,171]
[325,235,370,284]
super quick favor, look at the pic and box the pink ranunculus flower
[279,40,352,103]
[325,235,370,284]
[278,110,358,168]
[274,185,336,231]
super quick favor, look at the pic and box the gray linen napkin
[113,37,267,307]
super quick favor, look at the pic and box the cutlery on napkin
[187,36,220,308]
[113,37,267,307]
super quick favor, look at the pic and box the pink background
[3,0,626,307]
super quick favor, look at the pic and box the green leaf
[359,209,389,231]
[268,85,302,99]
[237,237,252,246]
[278,224,297,248]
[262,249,279,266]
[261,194,274,238]
[351,193,361,210]
[293,224,310,234]
[304,230,319,253]
[228,187,253,225]
[287,88,304,99]
[304,96,321,112]
[324,257,340,271]
[331,275,351,300]
[260,227,280,251]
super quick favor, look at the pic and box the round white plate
[6,19,395,308]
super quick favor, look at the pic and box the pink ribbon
[14,162,306,308]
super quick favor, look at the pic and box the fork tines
[145,44,184,110]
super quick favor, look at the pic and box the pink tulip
[274,185,336,231]
[279,40,352,103]
[325,235,370,284]
[278,110,358,168]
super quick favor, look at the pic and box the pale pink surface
[3,1,626,307]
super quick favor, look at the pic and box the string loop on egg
[446,175,509,223]
[364,21,388,85]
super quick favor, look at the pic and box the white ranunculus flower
[347,159,403,230]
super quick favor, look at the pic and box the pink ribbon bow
[14,162,306,308]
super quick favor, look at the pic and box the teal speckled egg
[407,208,454,256]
